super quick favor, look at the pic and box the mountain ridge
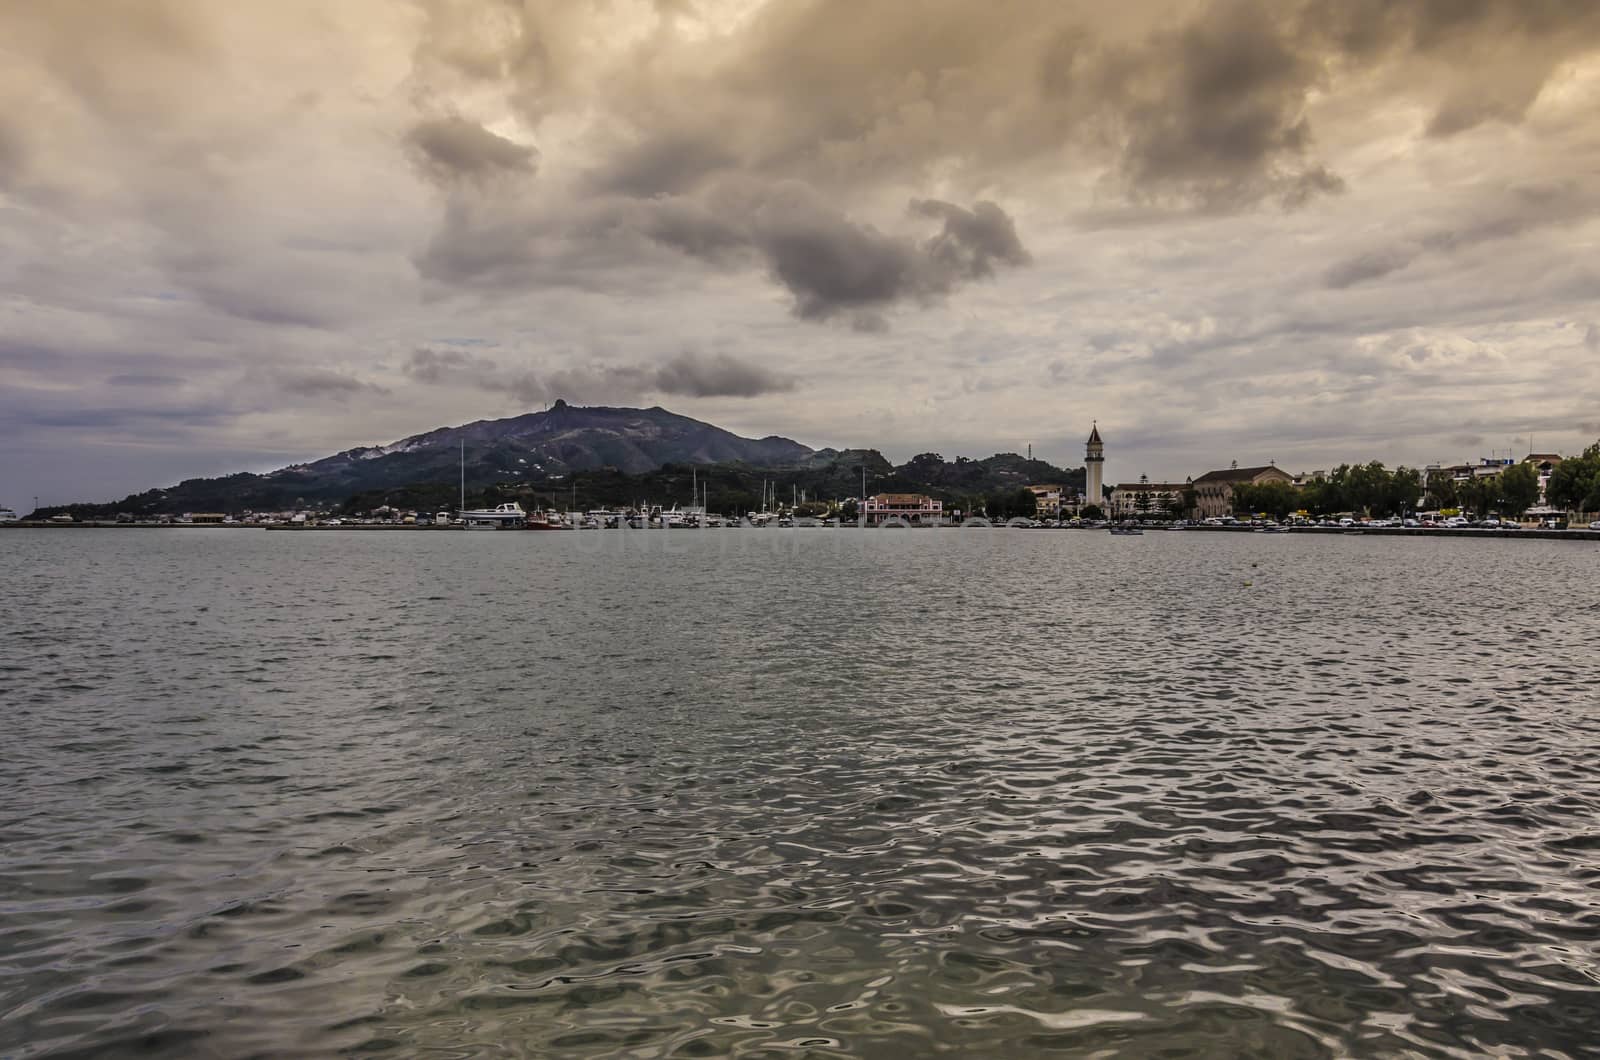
[36,403,1087,517]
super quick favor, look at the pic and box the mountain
[39,403,1088,518]
[298,399,811,481]
[57,402,814,515]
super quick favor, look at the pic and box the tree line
[1546,442,1600,514]
[1230,460,1548,520]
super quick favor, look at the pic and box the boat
[1108,525,1144,535]
[459,502,527,529]
[0,506,18,523]
[524,509,570,530]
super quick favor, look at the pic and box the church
[1083,423,1105,511]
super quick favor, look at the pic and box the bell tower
[1084,423,1104,510]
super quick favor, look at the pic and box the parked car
[1590,519,1600,530]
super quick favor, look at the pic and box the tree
[1458,475,1497,518]
[1011,488,1038,519]
[1301,467,1348,516]
[1547,442,1600,513]
[1497,462,1540,518]
[1425,473,1458,511]
[1232,481,1297,520]
[1383,467,1423,516]
[1346,461,1389,515]
[1081,503,1105,520]
[1134,489,1153,519]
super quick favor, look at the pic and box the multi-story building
[1524,453,1563,505]
[1026,485,1065,518]
[1190,464,1294,519]
[863,493,943,525]
[1109,475,1189,518]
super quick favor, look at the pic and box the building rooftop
[1191,465,1284,484]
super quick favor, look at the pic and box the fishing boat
[524,509,570,530]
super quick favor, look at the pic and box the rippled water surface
[3,528,1600,1058]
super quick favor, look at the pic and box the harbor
[6,516,1600,541]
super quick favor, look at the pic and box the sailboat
[453,438,527,529]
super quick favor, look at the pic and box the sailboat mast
[459,438,465,512]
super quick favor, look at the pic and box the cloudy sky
[4,0,1599,505]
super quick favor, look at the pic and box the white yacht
[0,506,18,522]
[458,502,527,530]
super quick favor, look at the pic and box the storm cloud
[405,345,792,401]
[4,0,1600,508]
[652,352,795,398]
[405,115,537,185]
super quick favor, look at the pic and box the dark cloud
[1324,181,1599,288]
[1108,1,1343,209]
[652,352,795,398]
[402,346,494,384]
[0,118,22,188]
[590,132,734,197]
[403,346,653,406]
[1324,246,1421,289]
[1299,0,1600,137]
[107,373,184,387]
[2,395,236,436]
[405,343,790,402]
[912,199,1032,279]
[414,172,1031,327]
[401,0,1600,326]
[742,189,1031,323]
[749,196,923,322]
[405,115,537,185]
[277,369,384,399]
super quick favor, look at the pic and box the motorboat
[525,509,571,530]
[459,502,527,529]
[1108,525,1144,535]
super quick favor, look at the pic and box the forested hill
[36,403,1086,518]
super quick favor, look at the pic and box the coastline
[5,520,1598,541]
